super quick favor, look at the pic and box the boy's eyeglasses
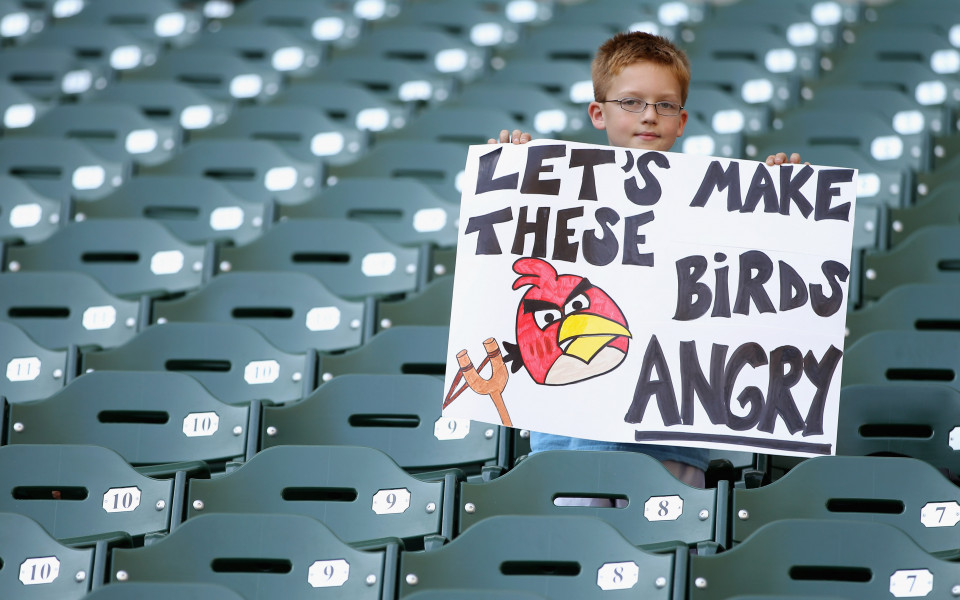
[601,98,683,116]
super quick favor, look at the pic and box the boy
[488,31,803,487]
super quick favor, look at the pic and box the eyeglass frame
[599,97,684,116]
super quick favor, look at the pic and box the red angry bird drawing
[503,257,631,385]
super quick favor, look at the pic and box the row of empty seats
[4,0,960,598]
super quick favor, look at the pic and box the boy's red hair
[592,31,691,106]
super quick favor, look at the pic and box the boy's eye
[656,102,680,113]
[621,98,642,108]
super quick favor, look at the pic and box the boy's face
[588,61,687,151]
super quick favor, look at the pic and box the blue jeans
[530,432,710,471]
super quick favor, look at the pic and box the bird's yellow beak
[557,313,631,363]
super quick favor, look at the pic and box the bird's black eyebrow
[563,278,594,306]
[522,298,561,314]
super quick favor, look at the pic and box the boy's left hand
[765,152,805,166]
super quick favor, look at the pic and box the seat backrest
[0,271,141,351]
[186,445,449,546]
[88,80,232,133]
[0,174,61,245]
[316,325,448,380]
[81,322,313,405]
[0,320,67,404]
[836,383,960,475]
[12,103,178,167]
[376,276,454,332]
[328,140,467,203]
[110,512,387,600]
[280,177,459,248]
[5,218,206,299]
[0,511,95,598]
[7,371,250,468]
[74,175,266,246]
[141,138,317,206]
[690,519,960,599]
[845,283,960,346]
[0,137,124,201]
[152,271,365,353]
[125,47,280,103]
[217,218,420,300]
[399,515,675,599]
[458,450,721,552]
[841,330,960,391]
[260,374,501,474]
[0,444,173,544]
[731,455,960,556]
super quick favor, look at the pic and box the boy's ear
[588,101,606,130]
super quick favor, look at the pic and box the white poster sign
[442,140,857,457]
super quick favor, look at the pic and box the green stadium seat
[0,138,125,201]
[483,58,593,108]
[228,0,363,50]
[280,177,459,249]
[328,140,467,203]
[458,449,725,553]
[804,85,950,137]
[845,283,960,347]
[4,218,206,299]
[0,174,61,245]
[0,82,47,133]
[141,139,319,206]
[0,320,69,404]
[836,383,960,476]
[73,175,267,247]
[0,271,140,351]
[731,455,960,558]
[376,276,454,332]
[89,80,231,133]
[110,512,393,599]
[0,444,175,545]
[0,511,96,599]
[390,0,521,51]
[191,104,365,167]
[683,25,821,87]
[6,371,254,470]
[745,107,932,174]
[215,218,421,300]
[191,25,322,79]
[0,47,110,102]
[260,374,504,476]
[381,105,524,147]
[399,514,676,599]
[862,226,960,302]
[841,330,960,391]
[152,271,365,354]
[68,0,201,48]
[313,56,457,107]
[185,444,453,548]
[316,325,448,381]
[10,103,178,168]
[689,519,960,599]
[337,25,487,83]
[81,322,315,405]
[26,23,161,76]
[889,182,960,247]
[453,81,589,138]
[124,48,282,104]
[275,80,411,134]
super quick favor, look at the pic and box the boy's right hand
[488,129,532,144]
